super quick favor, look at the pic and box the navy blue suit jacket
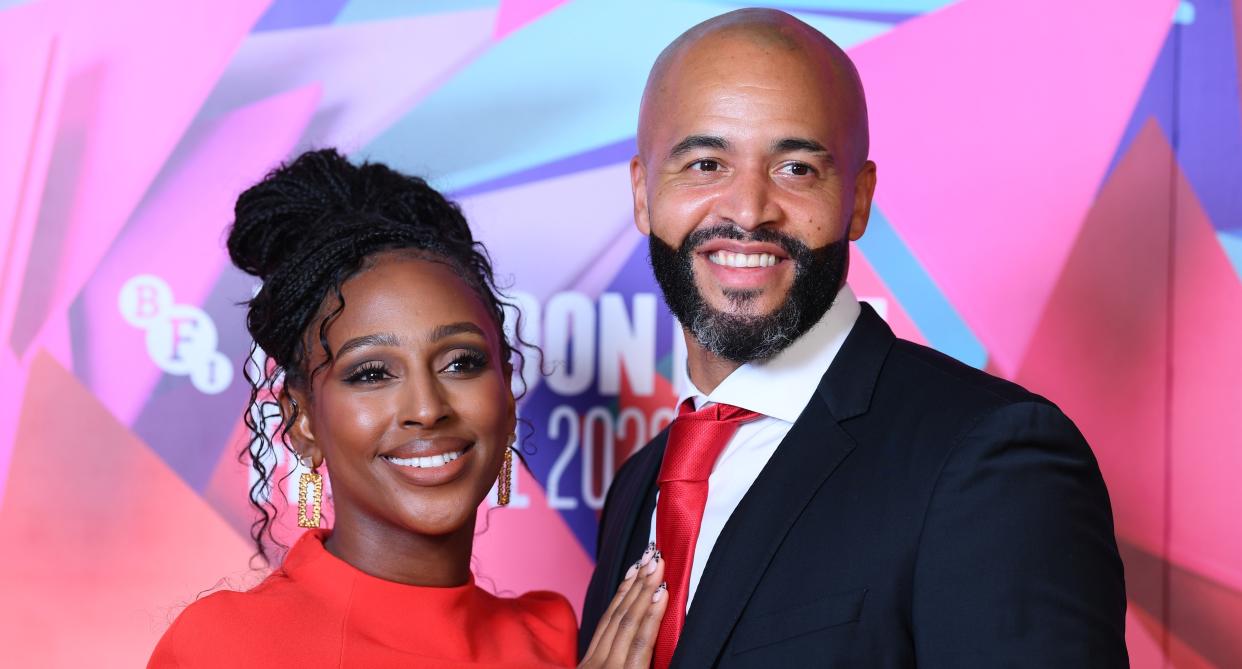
[579,304,1127,667]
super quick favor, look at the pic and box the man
[579,8,1126,668]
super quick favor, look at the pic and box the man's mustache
[679,224,831,268]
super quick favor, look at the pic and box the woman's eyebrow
[336,332,400,358]
[334,323,485,357]
[429,322,486,342]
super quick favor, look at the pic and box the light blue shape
[1173,1,1195,25]
[1219,231,1242,283]
[0,0,32,11]
[335,0,497,24]
[363,0,893,192]
[856,206,988,369]
[703,0,957,12]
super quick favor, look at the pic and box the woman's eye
[444,351,488,374]
[345,364,392,384]
[690,159,720,172]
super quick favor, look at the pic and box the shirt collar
[676,284,861,423]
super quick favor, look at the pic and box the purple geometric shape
[252,0,349,32]
[452,138,637,198]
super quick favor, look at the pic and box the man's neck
[683,330,743,395]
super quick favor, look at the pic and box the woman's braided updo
[228,148,519,564]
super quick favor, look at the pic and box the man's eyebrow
[336,332,400,358]
[669,134,729,159]
[429,322,487,342]
[773,137,831,158]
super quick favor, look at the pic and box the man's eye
[782,163,814,176]
[691,159,720,172]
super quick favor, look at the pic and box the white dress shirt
[650,284,861,612]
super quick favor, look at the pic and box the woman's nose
[400,373,451,428]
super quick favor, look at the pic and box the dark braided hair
[228,148,523,565]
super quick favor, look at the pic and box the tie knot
[678,400,760,423]
[659,402,761,483]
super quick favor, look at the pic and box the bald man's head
[629,8,879,367]
[638,8,869,170]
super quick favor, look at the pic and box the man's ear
[631,155,652,235]
[848,160,877,242]
[282,388,322,468]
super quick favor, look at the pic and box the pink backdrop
[1,0,1239,666]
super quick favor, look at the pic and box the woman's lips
[382,437,470,460]
[383,450,465,468]
[380,438,474,486]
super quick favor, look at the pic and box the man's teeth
[707,251,779,268]
[383,451,463,468]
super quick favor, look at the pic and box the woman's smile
[379,437,476,486]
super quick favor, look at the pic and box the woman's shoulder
[509,589,576,621]
[147,589,254,667]
[170,569,301,622]
[480,587,575,623]
[165,579,286,624]
[476,588,578,665]
[147,571,321,667]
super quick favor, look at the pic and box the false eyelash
[445,349,489,373]
[344,361,391,384]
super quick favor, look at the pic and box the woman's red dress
[148,529,578,668]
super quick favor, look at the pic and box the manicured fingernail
[624,561,640,580]
[640,542,655,565]
[645,550,661,575]
[652,582,667,602]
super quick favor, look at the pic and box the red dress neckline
[149,528,578,668]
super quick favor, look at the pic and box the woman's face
[291,251,514,538]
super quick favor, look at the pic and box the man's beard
[649,224,848,364]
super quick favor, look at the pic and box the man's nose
[715,168,779,230]
[400,372,452,428]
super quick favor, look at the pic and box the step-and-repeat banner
[1,0,1239,665]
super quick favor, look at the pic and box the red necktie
[653,401,760,669]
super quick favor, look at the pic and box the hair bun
[227,148,359,279]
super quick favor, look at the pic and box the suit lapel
[599,429,667,588]
[670,304,894,668]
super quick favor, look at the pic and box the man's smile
[695,240,792,292]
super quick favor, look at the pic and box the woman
[149,149,665,668]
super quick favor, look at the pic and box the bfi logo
[118,275,233,394]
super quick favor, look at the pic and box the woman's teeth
[707,251,779,268]
[383,451,463,469]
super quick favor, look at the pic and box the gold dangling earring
[298,458,323,528]
[497,434,514,506]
